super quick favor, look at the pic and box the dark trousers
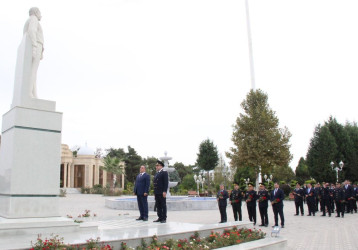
[295,200,304,215]
[330,199,335,213]
[231,203,242,221]
[137,195,148,219]
[155,194,167,221]
[219,205,227,222]
[322,199,331,216]
[247,205,256,223]
[315,198,320,211]
[259,206,268,225]
[307,200,315,215]
[335,201,344,217]
[353,199,357,212]
[345,199,351,213]
[272,204,284,226]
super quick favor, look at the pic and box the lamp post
[223,163,228,189]
[194,174,205,197]
[244,178,250,185]
[330,161,344,183]
[264,174,273,186]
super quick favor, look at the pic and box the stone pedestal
[0,103,62,218]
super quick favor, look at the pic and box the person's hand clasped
[163,192,166,198]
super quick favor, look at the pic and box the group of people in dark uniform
[217,182,285,228]
[292,180,358,218]
[216,179,358,228]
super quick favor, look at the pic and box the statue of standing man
[23,7,44,98]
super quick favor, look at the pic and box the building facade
[60,144,124,189]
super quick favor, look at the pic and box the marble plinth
[0,217,252,250]
[106,196,219,211]
[0,106,62,218]
[0,217,81,237]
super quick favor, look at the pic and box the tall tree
[196,138,219,187]
[306,125,337,182]
[226,89,292,182]
[295,157,310,184]
[173,162,193,182]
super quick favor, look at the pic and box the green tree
[295,157,310,184]
[173,162,193,182]
[196,138,219,187]
[180,173,196,190]
[272,165,295,183]
[226,89,292,182]
[306,125,337,183]
[101,156,124,188]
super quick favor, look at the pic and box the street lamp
[244,178,250,185]
[264,174,273,186]
[330,160,344,183]
[223,163,228,189]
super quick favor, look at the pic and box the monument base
[0,105,62,218]
[0,216,81,237]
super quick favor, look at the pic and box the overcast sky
[1,0,358,170]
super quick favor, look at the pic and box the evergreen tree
[306,125,337,182]
[295,157,310,184]
[226,89,292,182]
[196,138,219,187]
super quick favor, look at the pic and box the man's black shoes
[153,219,161,222]
[136,217,143,221]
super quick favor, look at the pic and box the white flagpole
[245,0,256,91]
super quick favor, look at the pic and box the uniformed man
[245,183,257,225]
[314,183,322,212]
[330,183,335,213]
[257,183,269,227]
[334,182,345,218]
[229,183,243,221]
[217,184,229,223]
[293,183,304,216]
[352,183,357,213]
[153,160,168,223]
[321,182,332,217]
[305,182,316,216]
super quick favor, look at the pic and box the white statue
[11,7,55,111]
[23,7,44,98]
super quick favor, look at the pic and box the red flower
[178,243,182,247]
[249,195,253,199]
[276,198,280,202]
[263,197,267,200]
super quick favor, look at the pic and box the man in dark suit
[321,182,332,217]
[344,180,354,213]
[217,184,229,223]
[270,182,285,228]
[334,182,345,218]
[257,183,269,227]
[229,183,243,221]
[134,165,150,221]
[305,182,316,216]
[245,183,257,225]
[153,160,168,223]
[293,182,304,216]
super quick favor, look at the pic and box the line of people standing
[217,182,285,228]
[294,180,358,218]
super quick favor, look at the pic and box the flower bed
[29,226,265,250]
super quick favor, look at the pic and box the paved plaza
[56,194,358,250]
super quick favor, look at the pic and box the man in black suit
[245,183,257,225]
[270,182,285,228]
[293,182,304,216]
[344,180,354,213]
[257,183,269,227]
[305,182,316,216]
[217,184,229,223]
[134,165,150,221]
[321,182,332,217]
[229,183,243,221]
[153,160,168,223]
